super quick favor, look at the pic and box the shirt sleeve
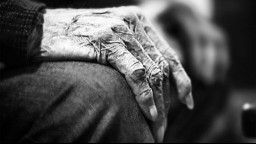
[0,0,45,68]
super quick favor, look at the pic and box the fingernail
[150,105,158,121]
[157,126,165,143]
[186,93,194,110]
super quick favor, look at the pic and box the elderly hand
[31,7,193,142]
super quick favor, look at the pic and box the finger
[119,7,172,115]
[109,8,169,142]
[147,24,194,110]
[118,9,171,142]
[111,24,163,111]
[96,27,158,122]
[89,9,168,128]
[111,24,167,142]
[133,7,194,110]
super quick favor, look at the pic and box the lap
[0,62,154,143]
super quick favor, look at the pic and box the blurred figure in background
[140,0,230,142]
[141,0,256,143]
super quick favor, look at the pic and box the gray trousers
[0,62,154,143]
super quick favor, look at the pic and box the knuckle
[130,67,147,81]
[158,58,170,77]
[149,67,163,84]
[135,88,154,110]
[110,22,131,34]
[97,28,116,42]
[111,23,128,31]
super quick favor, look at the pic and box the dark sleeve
[0,0,45,68]
[34,0,137,8]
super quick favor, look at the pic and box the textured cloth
[0,0,45,67]
[0,62,154,143]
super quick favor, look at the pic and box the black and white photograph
[0,0,255,143]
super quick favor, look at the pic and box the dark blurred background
[214,0,255,89]
[212,0,255,142]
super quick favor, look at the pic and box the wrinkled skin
[31,7,193,143]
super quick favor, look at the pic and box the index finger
[131,7,194,110]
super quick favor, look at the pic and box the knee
[53,62,135,113]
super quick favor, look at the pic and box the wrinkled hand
[31,7,193,142]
